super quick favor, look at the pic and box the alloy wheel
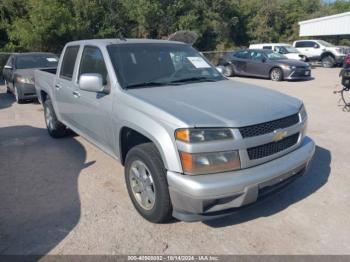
[129,160,156,210]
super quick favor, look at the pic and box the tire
[5,80,10,93]
[322,56,335,68]
[43,98,68,138]
[14,85,24,104]
[223,65,234,77]
[270,68,283,81]
[125,143,172,223]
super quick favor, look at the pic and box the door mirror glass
[216,66,224,74]
[4,65,12,70]
[314,44,320,49]
[79,74,105,93]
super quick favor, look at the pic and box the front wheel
[14,86,24,104]
[223,65,234,77]
[270,68,283,81]
[322,56,335,68]
[43,99,68,138]
[125,143,173,223]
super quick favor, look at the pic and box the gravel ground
[0,67,349,255]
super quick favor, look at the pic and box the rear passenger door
[55,45,81,125]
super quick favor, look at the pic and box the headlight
[299,104,307,122]
[175,128,233,143]
[16,76,34,84]
[179,150,240,175]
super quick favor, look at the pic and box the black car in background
[2,52,58,103]
[218,49,311,81]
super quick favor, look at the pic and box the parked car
[3,52,59,103]
[293,39,350,68]
[249,43,305,61]
[0,53,12,80]
[218,49,312,81]
[35,39,315,223]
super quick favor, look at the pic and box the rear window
[60,46,80,80]
[15,54,58,69]
[263,46,272,50]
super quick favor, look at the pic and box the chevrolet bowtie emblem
[273,130,288,142]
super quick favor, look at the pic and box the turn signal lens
[175,128,233,143]
[179,150,240,175]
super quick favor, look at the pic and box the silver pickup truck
[35,39,315,223]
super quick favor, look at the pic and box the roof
[66,38,186,46]
[299,12,350,37]
[299,11,350,25]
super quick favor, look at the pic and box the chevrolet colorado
[35,39,315,223]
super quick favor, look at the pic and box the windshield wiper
[126,81,169,89]
[169,77,219,84]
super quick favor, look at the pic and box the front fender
[113,104,183,173]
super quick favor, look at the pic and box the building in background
[299,11,350,39]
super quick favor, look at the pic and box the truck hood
[127,80,302,127]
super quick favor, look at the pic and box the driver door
[73,45,114,151]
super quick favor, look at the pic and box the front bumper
[167,137,315,222]
[284,68,312,80]
[335,55,347,64]
[16,83,37,99]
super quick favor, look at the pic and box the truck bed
[34,68,57,104]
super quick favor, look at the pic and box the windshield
[265,51,287,60]
[16,54,59,69]
[318,40,334,47]
[282,46,299,53]
[107,43,224,88]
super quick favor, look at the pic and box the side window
[60,46,80,80]
[234,50,250,59]
[263,46,272,50]
[295,42,305,48]
[250,51,264,61]
[79,46,108,85]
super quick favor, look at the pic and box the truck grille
[247,133,299,160]
[239,114,299,138]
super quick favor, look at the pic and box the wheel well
[40,90,48,102]
[321,52,335,60]
[269,67,282,75]
[120,127,152,165]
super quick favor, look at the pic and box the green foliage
[0,0,350,53]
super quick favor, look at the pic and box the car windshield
[283,46,299,53]
[318,40,334,47]
[107,43,224,89]
[16,54,59,69]
[265,51,287,60]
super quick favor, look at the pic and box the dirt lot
[1,67,350,255]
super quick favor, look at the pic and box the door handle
[72,90,81,98]
[55,84,62,90]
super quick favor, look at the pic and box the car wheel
[322,56,335,68]
[223,65,234,77]
[43,98,68,138]
[125,143,173,223]
[14,86,24,104]
[5,80,10,93]
[270,68,283,81]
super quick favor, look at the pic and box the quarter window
[60,46,80,80]
[79,46,108,85]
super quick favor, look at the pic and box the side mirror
[262,57,267,63]
[314,44,319,49]
[4,65,12,70]
[79,73,105,93]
